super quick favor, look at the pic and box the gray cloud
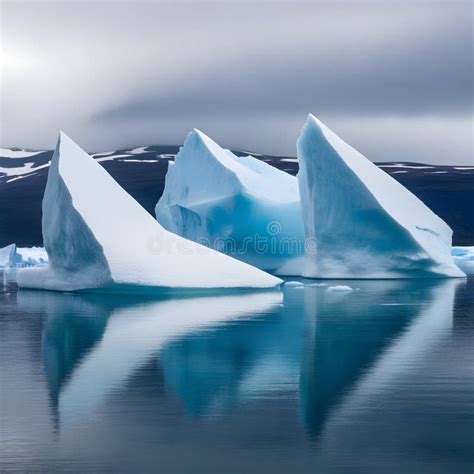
[97,4,472,119]
[1,1,473,164]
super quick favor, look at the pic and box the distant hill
[1,146,473,247]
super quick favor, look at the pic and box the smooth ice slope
[156,129,304,273]
[297,115,464,279]
[17,132,281,292]
[0,244,16,268]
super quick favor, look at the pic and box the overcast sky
[1,1,472,164]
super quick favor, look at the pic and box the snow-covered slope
[155,129,304,273]
[2,143,472,249]
[0,146,174,185]
[17,132,281,292]
[0,148,46,159]
[297,114,464,279]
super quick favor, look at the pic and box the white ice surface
[17,132,281,292]
[0,244,16,268]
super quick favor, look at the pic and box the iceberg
[0,244,48,269]
[16,247,48,267]
[451,246,474,274]
[155,129,304,273]
[297,115,465,279]
[0,243,16,268]
[17,132,281,292]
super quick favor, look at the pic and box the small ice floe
[284,280,305,287]
[327,285,353,292]
[305,282,327,287]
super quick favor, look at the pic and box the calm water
[1,275,473,473]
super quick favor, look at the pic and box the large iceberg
[17,132,281,292]
[155,129,304,273]
[297,115,465,279]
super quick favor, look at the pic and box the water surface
[1,277,473,473]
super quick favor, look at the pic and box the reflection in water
[299,280,457,438]
[26,280,459,432]
[313,279,469,472]
[159,290,303,416]
[18,290,282,426]
[19,292,111,408]
[2,278,471,472]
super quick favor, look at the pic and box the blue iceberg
[297,115,465,278]
[155,129,305,273]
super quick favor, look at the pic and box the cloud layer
[1,1,472,164]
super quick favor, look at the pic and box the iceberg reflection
[17,290,282,427]
[18,277,461,446]
[299,279,460,438]
[311,279,464,471]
